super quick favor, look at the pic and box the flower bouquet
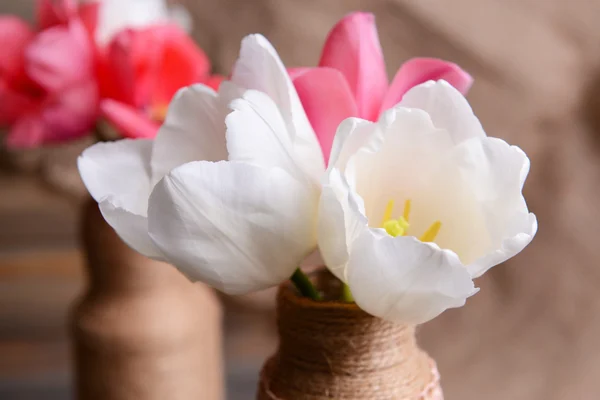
[78,11,537,399]
[0,0,219,195]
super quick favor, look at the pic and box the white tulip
[88,0,192,45]
[78,34,325,294]
[318,80,537,324]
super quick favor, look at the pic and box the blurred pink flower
[1,0,217,146]
[291,12,474,163]
[96,24,221,139]
[0,1,98,149]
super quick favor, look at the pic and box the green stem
[290,268,321,301]
[340,283,354,302]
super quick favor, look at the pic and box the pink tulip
[0,5,98,149]
[292,12,474,164]
[37,0,98,32]
[96,24,219,139]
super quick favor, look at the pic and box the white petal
[399,80,485,144]
[148,160,318,295]
[78,139,152,210]
[327,117,382,176]
[226,90,313,183]
[167,4,193,33]
[98,199,163,259]
[449,137,537,277]
[78,139,162,258]
[320,110,452,280]
[346,229,477,324]
[151,84,228,185]
[318,168,367,281]
[231,34,324,179]
[94,0,184,46]
[468,212,537,278]
[349,108,456,225]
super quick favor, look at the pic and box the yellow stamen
[384,220,406,237]
[420,221,442,243]
[403,199,411,222]
[381,199,395,227]
[397,216,409,232]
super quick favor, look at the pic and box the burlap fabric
[257,273,442,400]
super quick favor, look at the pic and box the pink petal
[37,0,78,29]
[204,74,225,91]
[319,12,388,121]
[380,58,473,113]
[104,24,211,110]
[0,80,41,125]
[40,79,99,143]
[292,67,358,164]
[5,113,47,149]
[100,99,159,139]
[25,19,94,92]
[146,24,211,106]
[77,1,99,37]
[287,67,310,81]
[101,29,139,104]
[0,17,34,82]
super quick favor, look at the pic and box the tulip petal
[78,2,100,36]
[94,0,182,45]
[150,25,211,106]
[287,67,310,81]
[78,139,162,258]
[318,118,380,279]
[231,34,324,176]
[105,24,210,110]
[204,74,225,91]
[78,139,152,210]
[450,137,537,278]
[319,12,388,121]
[151,84,228,184]
[380,58,473,113]
[100,99,159,139]
[227,90,307,181]
[98,199,163,259]
[37,0,77,29]
[167,4,193,34]
[346,229,477,324]
[327,117,382,175]
[0,17,34,82]
[101,29,139,104]
[25,20,94,91]
[40,79,98,143]
[292,67,358,164]
[398,80,485,144]
[148,160,317,295]
[350,107,459,225]
[319,167,367,281]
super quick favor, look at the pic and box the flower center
[381,199,442,242]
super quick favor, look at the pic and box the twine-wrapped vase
[71,200,224,400]
[257,272,442,400]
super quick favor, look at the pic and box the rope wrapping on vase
[257,270,443,400]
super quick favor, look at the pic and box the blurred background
[2,0,600,399]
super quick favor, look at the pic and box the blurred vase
[257,270,442,400]
[71,199,224,400]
